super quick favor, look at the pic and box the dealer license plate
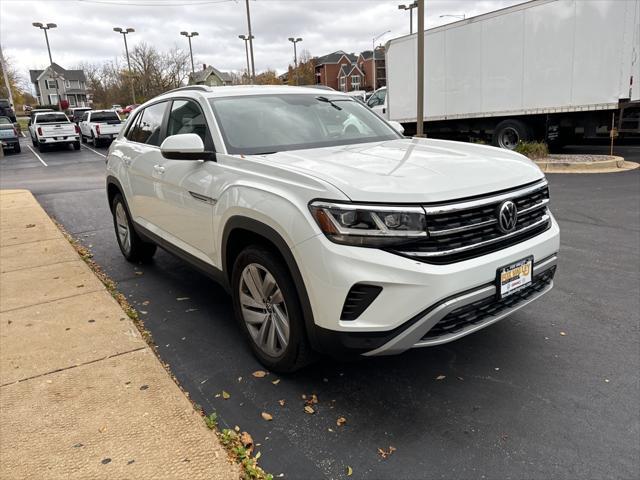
[497,256,533,299]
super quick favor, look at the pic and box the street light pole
[416,0,425,137]
[244,0,256,83]
[180,31,199,74]
[287,37,302,85]
[372,30,390,91]
[398,2,418,35]
[113,27,136,104]
[32,22,61,108]
[238,35,254,84]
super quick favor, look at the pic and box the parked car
[29,111,80,151]
[79,110,123,146]
[106,85,559,372]
[23,105,33,113]
[68,106,92,124]
[0,99,16,123]
[111,104,123,114]
[122,104,140,115]
[0,116,20,153]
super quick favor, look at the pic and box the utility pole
[0,43,13,109]
[238,35,253,83]
[287,37,302,85]
[398,2,418,35]
[180,31,199,74]
[113,27,136,104]
[245,0,256,83]
[32,22,61,108]
[372,30,390,91]
[416,0,425,137]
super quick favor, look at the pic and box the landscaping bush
[514,141,549,160]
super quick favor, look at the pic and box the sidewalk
[0,190,238,479]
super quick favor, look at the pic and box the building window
[46,79,57,89]
[49,94,59,104]
[68,95,77,106]
[351,75,360,90]
[339,76,346,91]
[65,80,70,88]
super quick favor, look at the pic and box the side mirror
[388,120,405,135]
[160,133,215,161]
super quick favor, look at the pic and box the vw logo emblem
[497,200,518,233]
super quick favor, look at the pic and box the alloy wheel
[115,202,131,254]
[239,263,290,357]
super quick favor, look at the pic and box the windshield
[208,94,401,155]
[91,112,120,122]
[36,113,68,123]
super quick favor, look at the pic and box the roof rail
[165,85,211,94]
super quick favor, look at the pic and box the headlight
[309,201,427,247]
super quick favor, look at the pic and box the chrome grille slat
[389,181,552,264]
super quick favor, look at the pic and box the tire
[91,133,98,147]
[231,245,313,372]
[73,141,80,150]
[38,142,46,152]
[81,134,87,144]
[492,119,532,150]
[31,137,38,147]
[14,143,21,153]
[111,193,157,263]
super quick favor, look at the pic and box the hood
[259,138,544,203]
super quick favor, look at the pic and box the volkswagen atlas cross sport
[106,85,559,372]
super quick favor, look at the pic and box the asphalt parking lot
[1,138,638,479]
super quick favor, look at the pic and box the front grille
[390,181,551,264]
[422,266,556,340]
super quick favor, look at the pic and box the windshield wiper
[316,96,343,111]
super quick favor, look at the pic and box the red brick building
[314,47,386,92]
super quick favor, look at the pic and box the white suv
[106,85,559,372]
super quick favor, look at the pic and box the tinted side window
[167,100,209,143]
[136,102,167,146]
[125,112,142,141]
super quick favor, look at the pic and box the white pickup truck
[79,110,123,147]
[29,112,80,152]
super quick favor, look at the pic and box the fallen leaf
[604,379,610,383]
[304,394,318,405]
[222,390,230,400]
[336,417,346,427]
[377,446,396,459]
[271,379,281,385]
[134,271,143,276]
[176,297,190,301]
[98,425,107,433]
[25,224,36,228]
[278,399,286,406]
[346,466,353,476]
[234,425,240,432]
[560,331,566,336]
[261,412,273,421]
[435,375,446,380]
[141,300,150,306]
[255,451,261,459]
[240,431,254,451]
[252,370,268,378]
[304,405,315,414]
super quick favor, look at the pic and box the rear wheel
[492,119,532,150]
[73,141,80,150]
[231,246,313,372]
[81,134,87,143]
[14,143,21,153]
[91,133,98,147]
[111,193,157,263]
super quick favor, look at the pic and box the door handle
[153,165,165,174]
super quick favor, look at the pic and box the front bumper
[295,214,560,356]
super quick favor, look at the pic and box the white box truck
[375,0,640,148]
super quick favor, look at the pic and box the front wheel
[14,143,21,153]
[231,246,313,372]
[111,193,157,263]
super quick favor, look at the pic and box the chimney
[202,64,207,70]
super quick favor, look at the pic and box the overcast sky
[2,0,523,87]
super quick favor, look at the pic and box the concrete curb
[0,190,239,479]
[534,156,640,174]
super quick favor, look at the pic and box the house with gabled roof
[29,63,88,107]
[188,64,233,87]
[314,47,386,91]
